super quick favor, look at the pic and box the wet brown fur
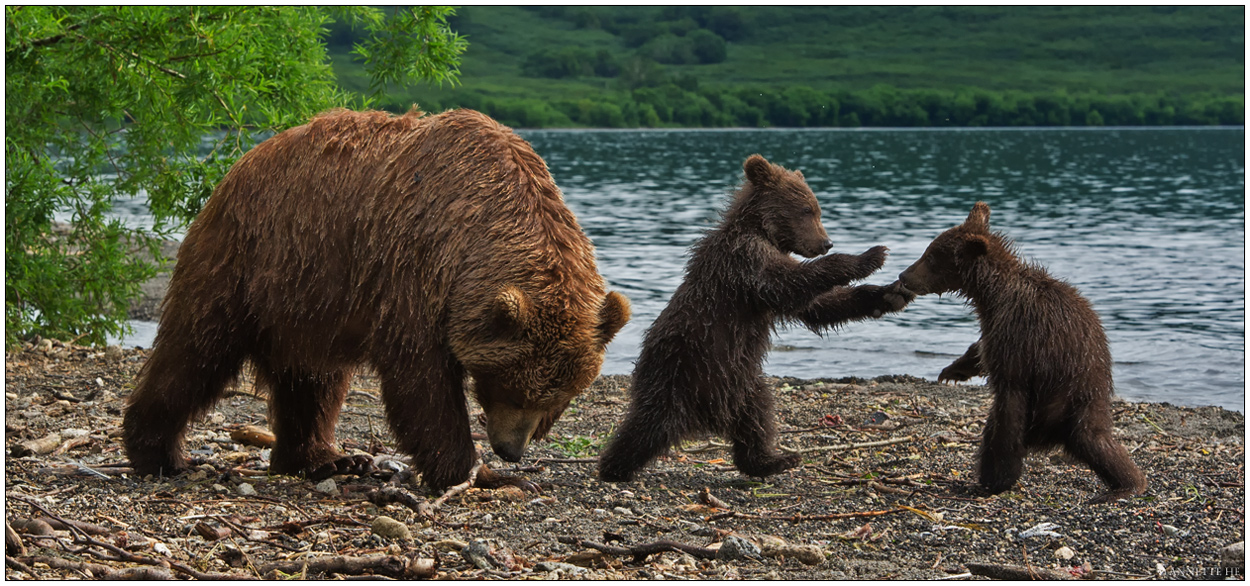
[898,202,1147,504]
[123,108,629,489]
[599,155,912,482]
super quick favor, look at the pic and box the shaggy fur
[123,108,630,490]
[598,155,913,482]
[898,202,1147,504]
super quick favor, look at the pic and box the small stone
[1161,525,1179,537]
[1221,542,1244,568]
[211,484,227,492]
[612,507,633,516]
[313,478,338,495]
[461,540,498,570]
[535,561,587,575]
[60,428,89,438]
[103,345,124,361]
[1054,546,1075,560]
[371,516,411,541]
[236,483,256,496]
[716,535,762,561]
[480,513,493,525]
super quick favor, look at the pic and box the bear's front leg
[376,346,481,491]
[793,281,915,331]
[757,246,890,313]
[939,341,983,383]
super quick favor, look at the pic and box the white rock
[1054,546,1075,560]
[236,483,257,496]
[313,478,338,495]
[1018,522,1063,539]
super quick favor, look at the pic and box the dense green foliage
[337,6,1243,128]
[5,6,464,347]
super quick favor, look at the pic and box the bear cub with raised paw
[898,202,1147,504]
[598,154,913,482]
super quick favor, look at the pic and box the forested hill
[330,6,1244,128]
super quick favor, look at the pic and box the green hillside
[330,6,1244,128]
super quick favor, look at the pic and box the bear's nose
[820,239,833,253]
[492,440,526,463]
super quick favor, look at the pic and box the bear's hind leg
[975,392,1027,495]
[728,380,801,478]
[1065,424,1147,504]
[262,365,370,479]
[598,398,686,482]
[124,331,246,477]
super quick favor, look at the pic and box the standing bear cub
[898,202,1146,504]
[598,155,913,482]
[124,108,630,490]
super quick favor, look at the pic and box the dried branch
[966,562,1073,581]
[557,536,717,564]
[17,555,174,579]
[258,554,433,579]
[780,435,916,455]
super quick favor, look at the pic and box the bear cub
[898,202,1146,504]
[598,154,913,482]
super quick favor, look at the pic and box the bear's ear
[964,202,991,231]
[743,154,774,186]
[960,234,989,259]
[491,287,533,335]
[595,291,631,347]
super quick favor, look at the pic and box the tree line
[396,84,1243,130]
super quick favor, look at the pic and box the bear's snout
[819,238,833,254]
[484,406,545,463]
[898,265,927,295]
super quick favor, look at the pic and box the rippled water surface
[520,128,1244,411]
[110,128,1245,411]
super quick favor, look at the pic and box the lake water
[111,127,1246,412]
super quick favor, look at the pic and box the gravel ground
[4,342,1244,580]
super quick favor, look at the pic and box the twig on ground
[966,562,1072,581]
[533,457,599,464]
[258,554,434,579]
[557,535,717,564]
[779,435,915,455]
[16,555,174,579]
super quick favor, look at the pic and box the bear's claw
[305,454,376,481]
[474,464,543,494]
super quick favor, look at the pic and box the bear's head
[737,154,833,258]
[898,202,993,295]
[453,287,630,462]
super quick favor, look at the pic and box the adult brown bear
[123,108,630,490]
[898,202,1146,504]
[598,155,913,482]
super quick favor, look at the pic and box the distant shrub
[689,29,728,64]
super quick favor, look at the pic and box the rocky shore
[4,342,1244,580]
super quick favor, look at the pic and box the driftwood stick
[258,554,431,579]
[557,536,717,564]
[779,435,915,455]
[706,507,907,523]
[533,457,599,464]
[17,555,174,579]
[966,562,1073,581]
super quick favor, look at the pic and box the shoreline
[5,343,1244,580]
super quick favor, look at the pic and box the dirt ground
[4,341,1245,580]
